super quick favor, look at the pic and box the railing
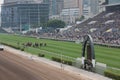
[38,49,76,62]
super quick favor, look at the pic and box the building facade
[1,1,49,31]
[4,0,43,4]
[60,8,81,24]
[43,0,64,16]
[64,0,82,8]
[108,0,120,4]
[63,0,83,16]
[83,0,99,18]
[60,0,83,24]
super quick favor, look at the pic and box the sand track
[0,51,86,80]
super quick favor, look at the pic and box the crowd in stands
[0,27,8,33]
[40,10,120,45]
[19,6,120,46]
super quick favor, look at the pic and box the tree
[47,19,66,29]
[75,15,85,22]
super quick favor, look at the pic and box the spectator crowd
[40,10,120,45]
[23,8,120,46]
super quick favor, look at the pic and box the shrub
[104,70,120,80]
[21,48,24,51]
[1,42,20,50]
[51,57,73,65]
[10,45,20,50]
[52,57,61,62]
[38,53,45,57]
[66,60,72,65]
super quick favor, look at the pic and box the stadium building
[1,0,49,31]
[108,0,120,4]
[83,0,99,18]
[48,0,120,45]
[4,0,44,4]
[43,0,64,16]
[60,0,83,24]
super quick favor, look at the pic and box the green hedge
[38,53,45,57]
[104,70,120,80]
[1,42,26,51]
[21,48,25,51]
[51,57,73,65]
[1,42,20,50]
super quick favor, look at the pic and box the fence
[39,49,76,63]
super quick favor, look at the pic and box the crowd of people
[40,10,120,45]
[22,8,120,46]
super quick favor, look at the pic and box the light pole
[60,52,64,70]
[61,53,63,70]
[38,4,40,27]
[69,8,71,25]
[28,8,31,30]
[19,9,22,32]
[20,11,22,32]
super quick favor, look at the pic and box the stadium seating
[0,27,7,33]
[52,10,120,45]
[24,6,120,46]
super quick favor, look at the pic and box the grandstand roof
[101,3,120,7]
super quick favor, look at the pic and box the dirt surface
[0,51,88,80]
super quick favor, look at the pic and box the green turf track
[0,33,120,69]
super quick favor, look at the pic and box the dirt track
[0,51,87,80]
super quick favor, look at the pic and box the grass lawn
[0,33,120,69]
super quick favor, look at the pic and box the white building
[59,0,83,24]
[4,0,43,4]
[64,0,83,16]
[108,0,120,4]
[99,0,106,5]
[83,0,99,18]
[60,8,80,24]
[49,15,60,20]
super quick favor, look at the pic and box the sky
[0,0,3,12]
[0,0,3,5]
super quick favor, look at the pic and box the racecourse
[0,33,120,69]
[0,50,88,80]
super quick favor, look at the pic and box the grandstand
[0,27,7,33]
[49,4,120,45]
[23,2,120,46]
